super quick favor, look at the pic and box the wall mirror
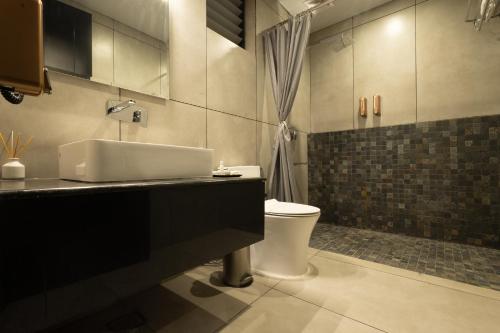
[43,0,169,99]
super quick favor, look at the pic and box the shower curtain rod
[261,0,336,34]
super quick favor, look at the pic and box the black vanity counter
[0,176,265,198]
[1,177,265,332]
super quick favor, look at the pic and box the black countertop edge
[0,177,266,198]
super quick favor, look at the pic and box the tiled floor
[50,248,500,333]
[310,224,500,291]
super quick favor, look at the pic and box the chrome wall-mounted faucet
[106,99,148,128]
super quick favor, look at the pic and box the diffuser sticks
[0,131,33,159]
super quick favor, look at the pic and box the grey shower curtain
[264,14,311,202]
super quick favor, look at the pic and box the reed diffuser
[0,131,33,179]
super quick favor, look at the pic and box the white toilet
[228,166,321,279]
[252,199,320,279]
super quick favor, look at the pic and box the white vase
[2,158,25,179]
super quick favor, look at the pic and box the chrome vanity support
[223,247,254,288]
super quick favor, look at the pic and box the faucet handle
[133,109,148,128]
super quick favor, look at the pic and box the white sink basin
[59,139,214,182]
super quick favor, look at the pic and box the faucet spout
[107,99,136,114]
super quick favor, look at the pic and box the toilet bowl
[251,199,320,279]
[226,166,321,280]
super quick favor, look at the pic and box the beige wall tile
[310,31,354,133]
[289,51,311,133]
[353,0,415,27]
[120,91,206,148]
[169,0,206,107]
[353,7,416,129]
[114,31,162,97]
[207,0,256,120]
[294,131,308,164]
[207,29,257,119]
[91,11,114,29]
[257,0,287,33]
[114,21,160,48]
[310,18,353,45]
[259,0,290,21]
[91,22,114,86]
[207,111,257,168]
[0,72,119,178]
[294,164,308,204]
[257,122,277,178]
[416,0,500,122]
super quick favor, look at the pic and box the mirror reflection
[43,0,169,99]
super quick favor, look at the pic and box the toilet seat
[265,199,320,217]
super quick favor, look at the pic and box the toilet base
[251,213,320,279]
[252,263,314,280]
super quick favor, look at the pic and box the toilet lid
[265,199,320,216]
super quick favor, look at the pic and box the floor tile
[44,285,226,333]
[308,247,321,258]
[250,273,281,289]
[309,223,335,250]
[195,258,281,289]
[316,250,500,301]
[275,255,500,333]
[220,289,382,333]
[161,263,271,323]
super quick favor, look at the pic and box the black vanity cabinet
[0,178,264,332]
[0,197,46,305]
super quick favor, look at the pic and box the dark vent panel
[207,0,245,48]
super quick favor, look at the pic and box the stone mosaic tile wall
[308,114,500,249]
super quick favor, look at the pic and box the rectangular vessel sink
[59,139,214,182]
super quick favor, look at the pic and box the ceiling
[279,0,394,32]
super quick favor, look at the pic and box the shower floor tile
[309,223,500,291]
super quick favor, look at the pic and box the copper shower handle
[373,95,381,116]
[359,97,367,118]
